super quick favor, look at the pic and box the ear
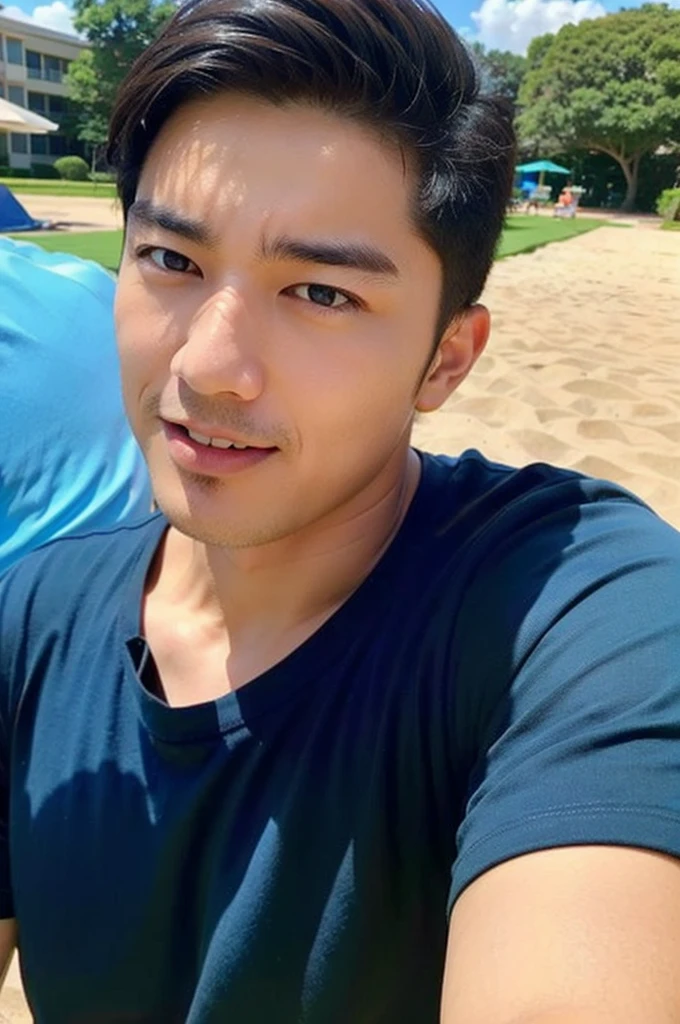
[415,304,490,414]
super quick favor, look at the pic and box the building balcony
[26,67,63,83]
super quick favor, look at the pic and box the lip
[162,420,278,476]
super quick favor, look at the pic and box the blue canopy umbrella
[516,159,571,186]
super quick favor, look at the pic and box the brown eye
[290,284,354,308]
[141,247,200,275]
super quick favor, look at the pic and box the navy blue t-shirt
[2,450,680,1023]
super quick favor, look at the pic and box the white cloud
[470,0,606,54]
[2,1,78,37]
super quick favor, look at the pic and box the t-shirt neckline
[120,450,441,743]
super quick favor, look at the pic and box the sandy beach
[414,221,680,529]
[0,212,678,1019]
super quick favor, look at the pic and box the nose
[170,285,264,400]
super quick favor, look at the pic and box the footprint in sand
[630,402,677,420]
[577,420,629,443]
[635,452,680,481]
[510,430,574,463]
[572,456,637,484]
[485,377,518,396]
[569,398,598,417]
[450,395,526,425]
[563,379,641,401]
[652,422,680,443]
[536,408,579,424]
[474,355,496,375]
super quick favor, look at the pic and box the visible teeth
[186,428,251,450]
[187,429,212,446]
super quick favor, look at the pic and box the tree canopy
[470,42,527,107]
[517,4,680,210]
[67,0,176,161]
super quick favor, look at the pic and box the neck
[151,447,421,644]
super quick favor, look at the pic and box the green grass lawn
[661,220,680,231]
[10,213,611,273]
[497,214,610,257]
[0,178,117,199]
[14,229,125,270]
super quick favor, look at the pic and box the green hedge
[0,164,63,179]
[0,166,32,178]
[30,162,61,179]
[54,155,90,181]
[656,187,680,221]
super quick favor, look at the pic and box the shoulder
[420,446,680,640]
[0,236,115,308]
[0,514,164,640]
[418,448,680,568]
[416,449,680,756]
[0,236,117,382]
[429,458,680,908]
[0,514,164,717]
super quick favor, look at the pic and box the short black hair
[109,0,516,335]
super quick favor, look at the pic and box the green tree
[470,42,527,106]
[67,0,176,158]
[517,4,680,210]
[525,33,554,72]
[78,112,109,176]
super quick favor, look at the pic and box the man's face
[116,94,476,549]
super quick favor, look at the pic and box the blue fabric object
[0,237,152,572]
[516,160,571,174]
[0,185,40,232]
[1,451,680,1021]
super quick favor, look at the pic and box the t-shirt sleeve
[0,548,52,920]
[0,563,23,919]
[449,489,680,914]
[0,717,11,919]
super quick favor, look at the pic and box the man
[0,237,151,572]
[1,0,680,1020]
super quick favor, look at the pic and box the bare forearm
[505,1012,675,1024]
[0,918,17,991]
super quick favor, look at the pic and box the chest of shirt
[9,627,461,1021]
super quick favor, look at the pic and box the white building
[0,8,88,169]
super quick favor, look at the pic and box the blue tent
[0,185,42,232]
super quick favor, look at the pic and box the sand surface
[0,216,678,1019]
[414,222,680,528]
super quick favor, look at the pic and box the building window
[48,134,67,157]
[6,38,24,65]
[30,134,48,156]
[28,92,47,113]
[8,85,25,107]
[48,95,66,115]
[10,134,29,155]
[26,50,43,79]
[44,55,62,83]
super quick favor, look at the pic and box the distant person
[555,181,574,208]
[0,237,151,572]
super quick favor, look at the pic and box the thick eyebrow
[127,200,219,249]
[259,233,400,278]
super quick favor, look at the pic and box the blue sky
[2,0,666,54]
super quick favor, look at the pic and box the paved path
[17,193,123,232]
